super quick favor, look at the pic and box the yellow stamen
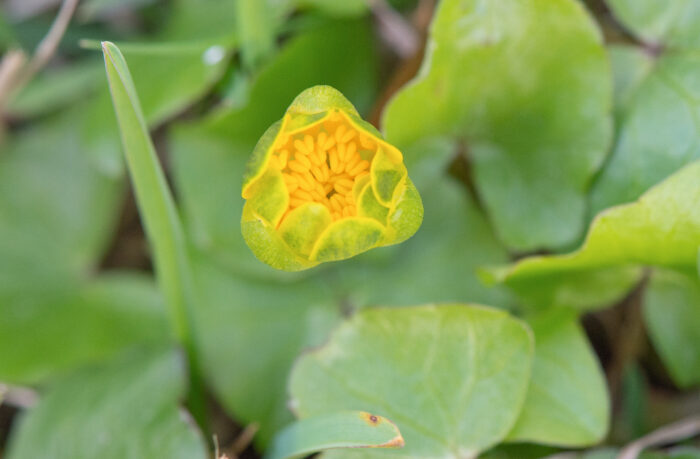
[270,117,380,221]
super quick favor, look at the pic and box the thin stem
[0,0,79,110]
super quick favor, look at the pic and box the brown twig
[0,384,39,409]
[0,0,80,111]
[618,415,700,459]
[369,0,420,58]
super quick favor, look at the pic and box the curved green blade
[266,411,404,459]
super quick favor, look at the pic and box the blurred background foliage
[0,0,698,458]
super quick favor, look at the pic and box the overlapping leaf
[488,160,700,311]
[289,304,534,458]
[507,310,609,446]
[591,49,700,215]
[644,269,700,388]
[606,0,700,48]
[383,0,611,251]
[266,411,404,459]
[189,255,340,446]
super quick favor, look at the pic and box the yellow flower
[241,86,423,271]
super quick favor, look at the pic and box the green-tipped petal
[385,176,423,245]
[287,85,359,118]
[357,181,389,225]
[278,203,333,257]
[310,218,385,263]
[242,119,284,195]
[371,146,407,206]
[241,202,318,271]
[245,168,289,227]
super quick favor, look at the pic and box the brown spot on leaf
[361,411,381,426]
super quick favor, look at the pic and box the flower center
[270,117,377,221]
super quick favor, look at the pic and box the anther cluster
[269,116,377,222]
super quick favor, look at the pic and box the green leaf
[157,0,238,41]
[644,269,700,387]
[383,0,611,251]
[6,59,104,118]
[591,50,700,215]
[0,273,169,385]
[608,45,655,114]
[296,0,367,17]
[0,106,122,291]
[289,304,534,458]
[507,310,609,446]
[480,443,561,459]
[170,17,379,279]
[102,40,197,349]
[6,348,208,459]
[488,160,700,311]
[190,255,341,446]
[266,411,404,459]
[606,0,700,48]
[236,0,277,69]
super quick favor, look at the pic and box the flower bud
[241,86,423,271]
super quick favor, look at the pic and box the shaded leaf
[6,59,104,118]
[266,411,404,459]
[644,269,700,387]
[0,273,169,385]
[190,255,341,446]
[606,0,700,48]
[383,0,611,251]
[0,107,122,292]
[6,348,208,459]
[289,304,534,458]
[507,310,609,446]
[608,44,654,115]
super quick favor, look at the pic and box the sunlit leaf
[289,304,533,458]
[488,160,700,311]
[266,411,404,459]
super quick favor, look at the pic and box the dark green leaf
[644,269,700,387]
[0,273,170,385]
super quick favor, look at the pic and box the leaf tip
[383,434,405,449]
